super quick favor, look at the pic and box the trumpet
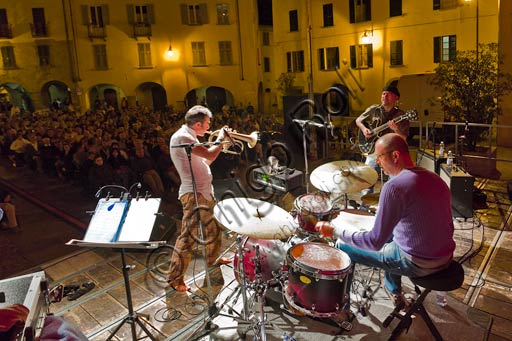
[206,129,259,155]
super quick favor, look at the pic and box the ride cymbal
[214,198,297,240]
[310,160,378,193]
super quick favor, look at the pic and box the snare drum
[293,193,334,234]
[284,242,352,317]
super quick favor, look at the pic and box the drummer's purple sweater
[336,167,455,261]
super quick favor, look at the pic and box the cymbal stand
[296,120,311,193]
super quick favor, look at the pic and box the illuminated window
[217,4,229,25]
[433,35,456,62]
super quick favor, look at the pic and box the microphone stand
[294,120,312,193]
[170,140,221,338]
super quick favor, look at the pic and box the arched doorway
[0,83,34,113]
[41,81,71,109]
[88,84,125,111]
[135,82,168,112]
[185,86,234,113]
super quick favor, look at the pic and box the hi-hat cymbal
[361,192,380,206]
[310,160,378,193]
[214,198,297,240]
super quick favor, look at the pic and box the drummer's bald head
[377,133,409,154]
[185,105,212,126]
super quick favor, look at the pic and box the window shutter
[449,35,456,60]
[365,0,372,21]
[147,4,155,24]
[180,4,188,24]
[350,45,356,68]
[367,44,373,67]
[199,4,209,24]
[349,0,355,23]
[433,36,440,63]
[101,5,109,25]
[81,5,89,25]
[126,5,134,24]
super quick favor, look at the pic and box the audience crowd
[0,101,283,201]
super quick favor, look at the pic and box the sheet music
[117,198,161,242]
[331,210,376,234]
[83,199,128,242]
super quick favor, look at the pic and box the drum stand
[351,265,382,316]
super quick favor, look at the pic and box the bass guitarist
[356,85,410,195]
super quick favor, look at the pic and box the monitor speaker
[439,164,474,218]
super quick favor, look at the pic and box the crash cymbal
[361,192,380,206]
[214,198,298,240]
[310,160,378,193]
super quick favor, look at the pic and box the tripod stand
[107,248,162,340]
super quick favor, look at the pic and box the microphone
[292,119,326,129]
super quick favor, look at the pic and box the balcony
[30,22,49,37]
[87,25,106,40]
[0,24,13,39]
[133,22,152,39]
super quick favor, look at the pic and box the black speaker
[439,164,474,218]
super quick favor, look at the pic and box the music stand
[67,194,165,341]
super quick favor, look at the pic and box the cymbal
[214,198,297,240]
[310,160,378,193]
[361,192,380,206]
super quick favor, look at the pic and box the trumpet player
[167,105,231,292]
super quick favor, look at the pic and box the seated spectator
[130,147,164,198]
[39,136,59,176]
[88,155,116,197]
[55,141,76,181]
[0,190,19,232]
[9,132,31,167]
[107,147,135,189]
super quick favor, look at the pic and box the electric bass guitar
[358,109,418,155]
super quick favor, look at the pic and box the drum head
[288,242,351,275]
[295,194,332,214]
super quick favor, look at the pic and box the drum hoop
[286,243,351,278]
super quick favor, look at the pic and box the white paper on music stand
[331,211,376,234]
[83,198,129,242]
[117,198,161,242]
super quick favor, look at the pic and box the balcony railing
[87,25,107,40]
[30,22,49,37]
[133,22,152,39]
[0,24,13,39]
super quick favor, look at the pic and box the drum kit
[212,159,379,338]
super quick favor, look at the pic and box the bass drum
[233,237,287,285]
[284,242,352,318]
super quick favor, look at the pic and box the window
[37,45,50,66]
[0,8,12,38]
[93,44,108,69]
[32,8,47,36]
[389,0,402,17]
[286,50,304,72]
[216,4,229,24]
[1,46,16,69]
[434,35,456,62]
[323,3,334,27]
[137,43,152,68]
[289,10,298,32]
[219,41,232,65]
[90,6,105,26]
[126,4,155,25]
[181,4,208,25]
[349,44,373,69]
[433,0,458,10]
[192,41,206,66]
[349,0,371,23]
[262,32,270,46]
[319,47,339,70]
[390,40,403,66]
[263,57,270,72]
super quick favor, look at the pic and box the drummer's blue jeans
[336,240,438,297]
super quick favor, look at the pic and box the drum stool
[383,260,464,341]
